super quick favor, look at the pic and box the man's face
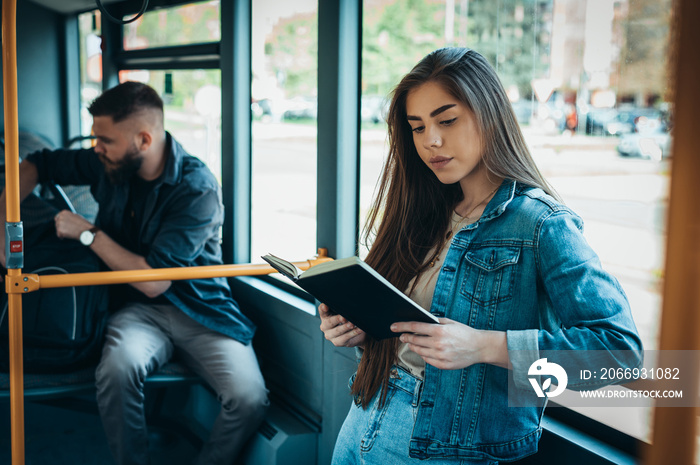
[99,144,143,185]
[92,115,144,184]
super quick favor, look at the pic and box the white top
[397,211,476,379]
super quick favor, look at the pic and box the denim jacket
[407,180,643,462]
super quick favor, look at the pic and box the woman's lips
[429,156,452,169]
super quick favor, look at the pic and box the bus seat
[0,360,321,464]
[0,361,200,400]
[0,361,206,452]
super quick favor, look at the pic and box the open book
[262,254,439,339]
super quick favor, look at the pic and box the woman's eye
[440,118,457,126]
[411,126,425,133]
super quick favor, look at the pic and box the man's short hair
[88,81,163,123]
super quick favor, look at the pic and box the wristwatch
[79,226,100,246]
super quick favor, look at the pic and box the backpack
[0,219,109,372]
[0,131,108,373]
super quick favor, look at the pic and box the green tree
[459,0,552,100]
[266,13,319,98]
[361,0,552,101]
[362,0,446,97]
[128,3,220,48]
[262,0,554,104]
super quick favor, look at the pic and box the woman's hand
[319,303,367,348]
[391,318,509,370]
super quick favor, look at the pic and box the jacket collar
[159,132,186,186]
[464,179,516,229]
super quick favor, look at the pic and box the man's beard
[100,146,144,185]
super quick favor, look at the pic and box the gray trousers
[95,303,269,465]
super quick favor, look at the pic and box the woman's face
[405,81,486,187]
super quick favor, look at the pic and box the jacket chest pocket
[460,245,520,306]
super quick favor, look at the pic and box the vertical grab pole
[1,0,26,464]
[646,0,700,463]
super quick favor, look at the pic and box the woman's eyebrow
[430,104,456,117]
[407,103,457,121]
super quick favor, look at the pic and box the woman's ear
[137,131,152,152]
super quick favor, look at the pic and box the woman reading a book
[319,47,642,464]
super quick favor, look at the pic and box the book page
[261,253,302,280]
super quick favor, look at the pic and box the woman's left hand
[391,318,508,370]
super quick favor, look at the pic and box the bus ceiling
[26,0,186,15]
[27,0,121,14]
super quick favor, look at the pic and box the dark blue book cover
[262,254,439,339]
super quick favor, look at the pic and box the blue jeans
[95,303,269,465]
[332,366,498,465]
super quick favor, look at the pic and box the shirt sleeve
[144,184,223,269]
[508,210,643,390]
[25,148,103,186]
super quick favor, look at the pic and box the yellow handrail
[6,255,332,293]
[2,1,25,464]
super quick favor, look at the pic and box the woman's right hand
[319,303,367,348]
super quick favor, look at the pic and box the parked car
[361,95,388,124]
[510,100,535,125]
[605,106,664,136]
[617,129,672,161]
[582,107,619,135]
[251,98,272,121]
[282,96,317,120]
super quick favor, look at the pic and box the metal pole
[1,0,26,463]
[9,254,333,292]
[645,0,700,462]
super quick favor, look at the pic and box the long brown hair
[353,47,556,408]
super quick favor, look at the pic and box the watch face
[80,229,94,246]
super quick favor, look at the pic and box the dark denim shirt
[26,133,255,344]
[408,180,642,462]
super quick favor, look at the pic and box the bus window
[78,9,102,141]
[123,1,221,50]
[118,69,223,184]
[250,0,319,265]
[359,0,672,447]
[79,5,223,183]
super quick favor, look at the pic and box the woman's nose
[423,129,442,149]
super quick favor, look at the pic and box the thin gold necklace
[428,185,499,268]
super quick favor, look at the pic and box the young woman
[319,47,642,464]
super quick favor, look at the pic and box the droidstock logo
[528,358,568,398]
